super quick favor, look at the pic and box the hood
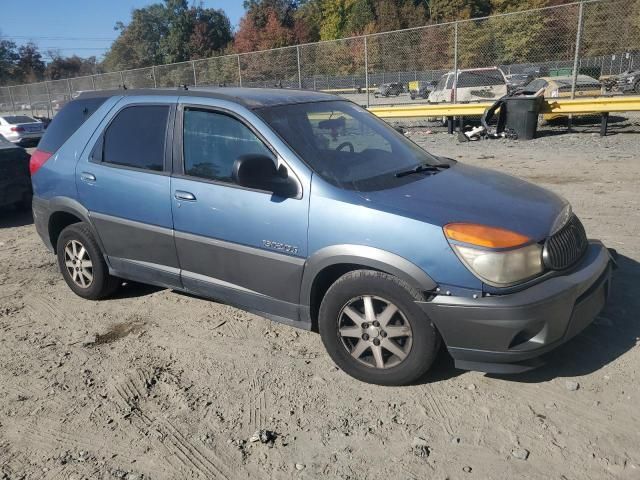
[359,162,567,241]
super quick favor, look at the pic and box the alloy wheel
[337,295,413,369]
[63,239,93,288]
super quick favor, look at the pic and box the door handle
[80,172,96,182]
[174,190,196,201]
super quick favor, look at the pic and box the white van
[428,67,508,103]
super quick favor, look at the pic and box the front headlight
[452,243,543,287]
[444,223,544,287]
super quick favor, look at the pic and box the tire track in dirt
[420,387,455,436]
[220,316,249,340]
[109,367,240,480]
[24,295,65,323]
[244,372,268,434]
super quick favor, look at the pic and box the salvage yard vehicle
[374,82,404,97]
[524,75,602,122]
[428,67,507,103]
[30,88,614,385]
[408,80,435,100]
[0,134,32,209]
[0,114,45,145]
[505,73,534,93]
[601,70,640,95]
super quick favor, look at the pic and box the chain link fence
[1,0,638,132]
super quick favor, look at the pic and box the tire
[634,80,640,95]
[318,270,440,386]
[56,223,120,300]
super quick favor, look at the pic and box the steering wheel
[336,141,355,153]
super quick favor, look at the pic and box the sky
[0,0,245,61]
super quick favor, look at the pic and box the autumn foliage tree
[102,0,232,71]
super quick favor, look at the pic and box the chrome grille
[543,215,588,270]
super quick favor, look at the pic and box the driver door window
[183,108,274,184]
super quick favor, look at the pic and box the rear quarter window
[37,97,108,154]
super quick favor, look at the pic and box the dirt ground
[1,131,639,480]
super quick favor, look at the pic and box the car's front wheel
[56,223,120,300]
[319,270,440,386]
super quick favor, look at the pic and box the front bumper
[418,241,613,373]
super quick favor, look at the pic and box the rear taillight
[10,126,25,132]
[29,149,52,176]
[450,88,455,102]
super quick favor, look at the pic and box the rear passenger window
[183,108,273,183]
[103,105,169,171]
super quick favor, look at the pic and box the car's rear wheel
[56,223,120,300]
[319,270,440,386]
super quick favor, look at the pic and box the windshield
[257,100,441,190]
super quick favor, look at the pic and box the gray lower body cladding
[418,241,613,373]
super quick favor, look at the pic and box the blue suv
[31,88,614,385]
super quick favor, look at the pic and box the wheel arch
[45,197,102,252]
[300,245,437,330]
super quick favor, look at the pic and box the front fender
[299,244,437,308]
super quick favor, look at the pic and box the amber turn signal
[443,223,530,249]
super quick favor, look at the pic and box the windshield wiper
[395,163,450,178]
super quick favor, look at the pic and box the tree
[102,3,168,71]
[427,0,488,23]
[16,43,45,83]
[372,0,401,32]
[0,38,20,85]
[582,0,640,57]
[235,1,310,52]
[319,0,352,40]
[102,0,232,71]
[45,53,99,80]
[159,0,192,63]
[188,8,233,59]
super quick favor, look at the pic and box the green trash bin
[503,95,544,140]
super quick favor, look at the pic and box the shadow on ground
[110,281,164,300]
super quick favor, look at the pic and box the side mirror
[232,154,299,198]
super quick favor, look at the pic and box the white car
[0,115,45,145]
[428,67,508,103]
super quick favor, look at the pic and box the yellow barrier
[541,96,640,114]
[368,96,640,119]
